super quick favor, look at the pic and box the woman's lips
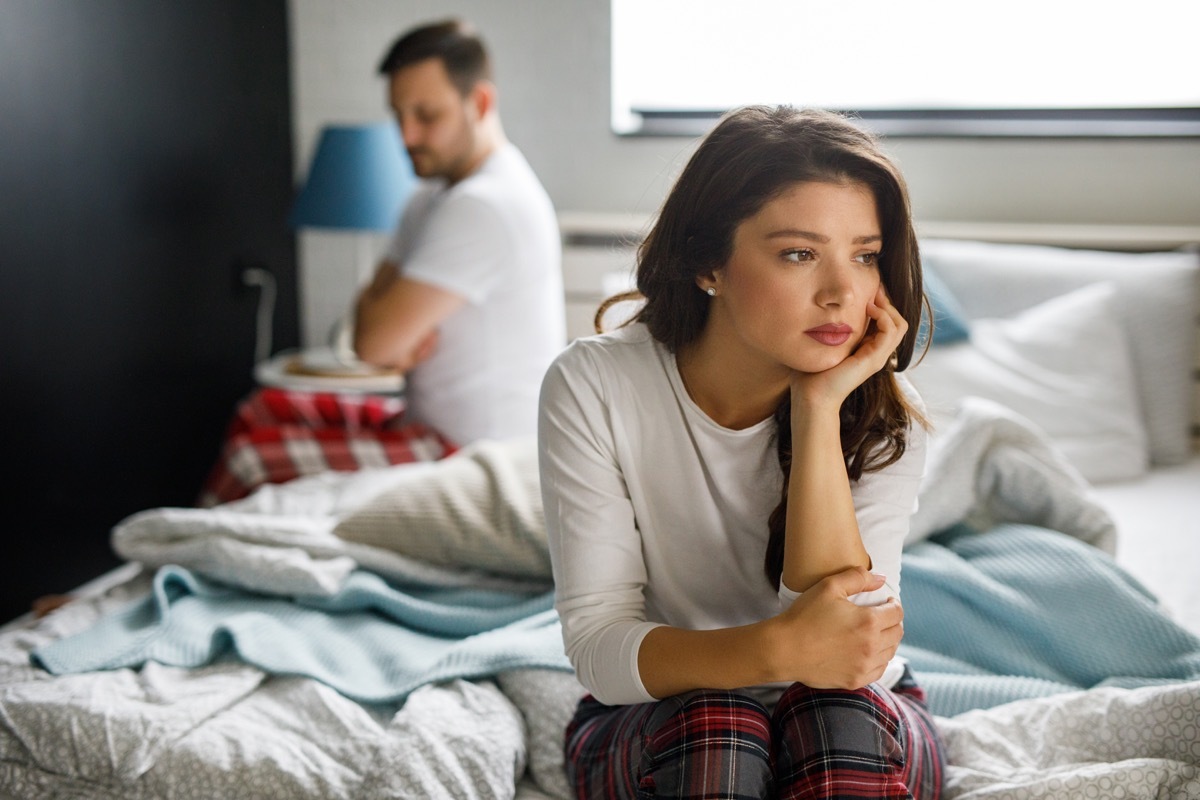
[805,324,853,346]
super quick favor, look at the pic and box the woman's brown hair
[597,105,929,588]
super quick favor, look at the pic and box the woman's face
[704,180,884,375]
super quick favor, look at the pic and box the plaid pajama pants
[565,667,943,800]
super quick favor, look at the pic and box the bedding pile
[30,565,567,705]
[2,402,1199,799]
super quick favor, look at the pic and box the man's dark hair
[377,19,492,95]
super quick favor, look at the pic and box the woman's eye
[855,252,881,266]
[782,248,815,263]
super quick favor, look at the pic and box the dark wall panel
[0,0,297,622]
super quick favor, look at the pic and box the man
[350,19,565,445]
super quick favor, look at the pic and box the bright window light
[612,0,1200,137]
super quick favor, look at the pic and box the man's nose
[399,121,422,149]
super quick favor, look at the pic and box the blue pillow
[917,264,971,346]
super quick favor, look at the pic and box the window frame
[627,107,1200,139]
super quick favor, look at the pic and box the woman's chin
[789,349,852,375]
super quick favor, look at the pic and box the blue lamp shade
[289,122,416,231]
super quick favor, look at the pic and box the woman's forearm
[781,404,870,593]
[637,622,779,699]
[636,573,901,697]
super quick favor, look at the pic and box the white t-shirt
[386,143,565,445]
[538,323,926,706]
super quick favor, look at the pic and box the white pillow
[919,239,1200,466]
[333,437,551,579]
[909,282,1149,484]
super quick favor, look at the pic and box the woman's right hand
[790,286,908,414]
[765,566,904,690]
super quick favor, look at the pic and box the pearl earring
[706,287,716,297]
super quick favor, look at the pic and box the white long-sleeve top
[538,323,926,706]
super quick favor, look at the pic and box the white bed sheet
[1093,454,1200,638]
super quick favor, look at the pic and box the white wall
[288,0,1200,344]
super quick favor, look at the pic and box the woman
[538,106,944,799]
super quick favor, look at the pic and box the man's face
[388,58,479,183]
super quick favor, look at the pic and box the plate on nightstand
[255,348,405,394]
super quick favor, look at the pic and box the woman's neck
[676,333,790,430]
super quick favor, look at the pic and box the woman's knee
[778,681,901,724]
[646,689,772,747]
[774,683,905,762]
[772,683,928,800]
[641,690,774,795]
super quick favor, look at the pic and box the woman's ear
[695,267,722,296]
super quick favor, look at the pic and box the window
[612,0,1200,138]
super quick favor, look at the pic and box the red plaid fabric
[565,668,943,799]
[198,388,458,507]
[567,690,773,799]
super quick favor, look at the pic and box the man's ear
[469,80,496,120]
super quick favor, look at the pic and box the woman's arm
[782,287,909,593]
[638,567,903,697]
[539,347,661,704]
[781,398,868,592]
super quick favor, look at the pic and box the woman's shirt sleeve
[538,344,662,705]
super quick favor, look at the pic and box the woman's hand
[764,567,904,689]
[791,286,908,412]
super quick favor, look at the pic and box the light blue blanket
[900,523,1200,716]
[33,566,570,704]
[34,523,1200,715]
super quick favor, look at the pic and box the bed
[1,230,1198,800]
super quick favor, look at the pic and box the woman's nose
[815,265,855,307]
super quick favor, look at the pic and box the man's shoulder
[453,145,548,204]
[426,147,557,255]
[476,143,538,180]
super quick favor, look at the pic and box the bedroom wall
[288,0,1200,343]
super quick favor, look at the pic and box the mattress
[1093,455,1200,638]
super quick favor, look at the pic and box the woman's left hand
[792,286,908,411]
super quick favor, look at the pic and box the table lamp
[291,122,415,228]
[290,121,416,283]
